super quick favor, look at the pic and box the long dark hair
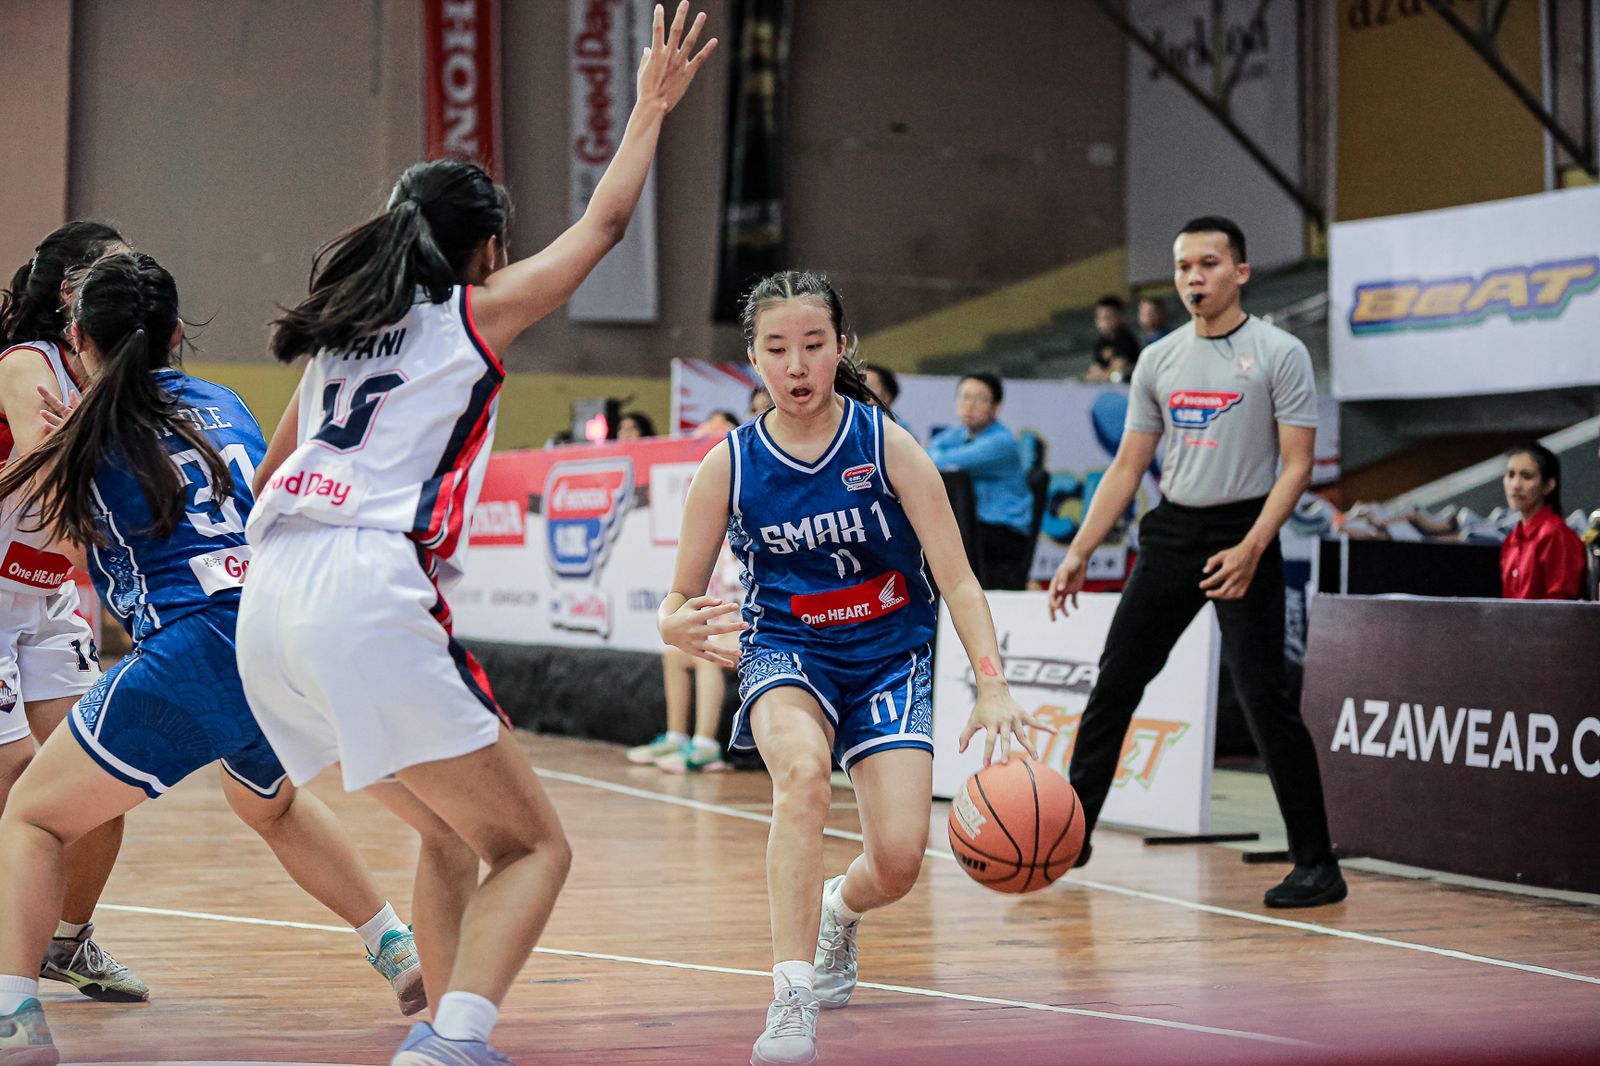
[0,221,125,346]
[271,159,511,362]
[1509,442,1562,515]
[739,271,881,409]
[0,253,232,546]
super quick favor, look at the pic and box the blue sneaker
[390,1022,510,1065]
[0,998,59,1065]
[368,927,426,1016]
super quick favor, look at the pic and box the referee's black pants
[1066,497,1335,866]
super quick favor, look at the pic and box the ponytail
[271,159,510,363]
[0,254,231,546]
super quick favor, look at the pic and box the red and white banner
[569,0,658,322]
[670,358,761,434]
[423,0,503,178]
[454,435,719,651]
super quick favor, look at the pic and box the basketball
[947,756,1084,894]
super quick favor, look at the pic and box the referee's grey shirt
[1125,315,1317,508]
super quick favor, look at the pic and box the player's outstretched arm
[883,419,1052,765]
[658,439,744,668]
[472,2,717,352]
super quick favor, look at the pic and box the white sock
[355,902,408,956]
[773,959,814,1001]
[54,919,89,940]
[825,877,863,924]
[0,975,39,1014]
[434,990,499,1043]
[665,731,688,745]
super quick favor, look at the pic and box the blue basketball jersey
[727,398,937,656]
[88,370,265,642]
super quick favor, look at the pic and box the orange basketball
[947,756,1084,893]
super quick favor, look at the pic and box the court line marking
[94,903,1307,1047]
[532,766,1600,988]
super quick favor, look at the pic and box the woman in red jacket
[1501,444,1585,600]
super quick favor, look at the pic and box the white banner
[930,592,1219,835]
[569,0,657,322]
[1330,185,1600,400]
[1126,0,1302,282]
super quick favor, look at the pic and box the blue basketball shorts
[733,642,934,773]
[68,609,286,799]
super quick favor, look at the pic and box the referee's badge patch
[1235,352,1257,378]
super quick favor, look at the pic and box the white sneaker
[750,983,819,1066]
[812,876,859,1008]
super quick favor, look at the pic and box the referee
[1046,216,1345,908]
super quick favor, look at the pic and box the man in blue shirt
[925,372,1035,589]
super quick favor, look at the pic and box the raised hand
[636,2,718,116]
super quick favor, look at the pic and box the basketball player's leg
[834,749,932,912]
[368,778,480,1011]
[747,682,833,1064]
[25,696,124,929]
[0,722,147,1045]
[390,730,570,1005]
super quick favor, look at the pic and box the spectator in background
[1093,294,1127,342]
[1501,443,1584,600]
[863,363,900,409]
[926,373,1034,590]
[1084,327,1141,384]
[1138,296,1172,344]
[697,409,740,436]
[747,384,773,421]
[616,411,657,440]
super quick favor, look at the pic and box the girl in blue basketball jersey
[0,253,442,1064]
[660,271,1050,1066]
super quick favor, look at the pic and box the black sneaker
[1072,841,1093,869]
[1263,861,1348,909]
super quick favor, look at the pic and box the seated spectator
[616,411,657,440]
[696,409,741,436]
[863,363,900,409]
[1138,296,1172,344]
[747,384,773,421]
[1093,294,1126,342]
[1085,327,1141,383]
[925,372,1034,590]
[1501,443,1584,600]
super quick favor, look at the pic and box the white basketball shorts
[0,581,101,746]
[236,516,506,792]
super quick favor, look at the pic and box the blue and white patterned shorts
[733,642,933,773]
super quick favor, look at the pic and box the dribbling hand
[637,3,718,116]
[958,691,1057,767]
[1046,550,1088,621]
[659,594,745,668]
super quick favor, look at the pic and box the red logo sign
[791,571,908,628]
[423,0,502,177]
[1,541,72,590]
[841,463,876,492]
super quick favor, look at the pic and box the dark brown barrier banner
[1301,595,1600,893]
[711,0,790,322]
[424,0,502,179]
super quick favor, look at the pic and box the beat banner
[453,435,719,652]
[568,0,658,322]
[1329,184,1600,400]
[1301,595,1600,893]
[930,592,1220,835]
[423,0,502,178]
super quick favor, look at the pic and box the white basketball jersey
[249,286,503,592]
[0,340,84,595]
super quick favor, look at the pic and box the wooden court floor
[30,732,1600,1065]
